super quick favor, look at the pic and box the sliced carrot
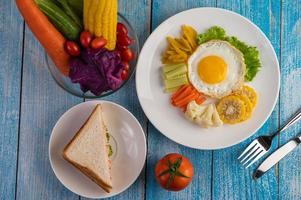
[175,92,199,107]
[172,85,193,102]
[180,105,187,112]
[171,84,189,99]
[195,95,206,105]
[171,98,176,106]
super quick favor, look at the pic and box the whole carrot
[16,0,70,76]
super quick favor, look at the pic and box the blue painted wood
[15,21,82,200]
[2,1,301,199]
[146,1,216,200]
[82,0,151,199]
[0,1,24,199]
[279,0,301,199]
[212,1,280,199]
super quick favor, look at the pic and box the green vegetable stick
[67,0,83,17]
[164,76,188,89]
[162,63,185,73]
[58,0,83,29]
[164,73,187,80]
[165,64,187,79]
[164,86,181,93]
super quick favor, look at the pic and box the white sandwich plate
[49,100,146,199]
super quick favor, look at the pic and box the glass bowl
[46,13,139,99]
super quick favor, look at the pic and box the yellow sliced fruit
[235,94,253,120]
[178,37,192,53]
[182,25,197,49]
[167,37,186,57]
[235,85,258,108]
[217,95,246,124]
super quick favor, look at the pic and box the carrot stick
[196,95,206,105]
[172,86,193,102]
[16,0,70,76]
[171,84,189,99]
[175,92,199,107]
[180,105,187,112]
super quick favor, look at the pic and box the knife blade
[253,134,301,180]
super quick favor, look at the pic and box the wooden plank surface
[212,1,281,199]
[1,0,301,199]
[146,1,216,200]
[15,19,82,200]
[279,0,301,199]
[81,0,151,199]
[0,1,24,199]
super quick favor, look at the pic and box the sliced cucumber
[164,64,187,79]
[35,0,81,40]
[162,63,186,73]
[164,86,181,93]
[164,73,187,80]
[164,76,188,89]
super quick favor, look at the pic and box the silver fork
[238,108,301,168]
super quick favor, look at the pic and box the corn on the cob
[94,0,107,36]
[88,0,100,34]
[84,0,118,50]
[106,0,117,50]
[83,0,91,30]
[101,0,112,47]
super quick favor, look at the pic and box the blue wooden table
[1,0,301,199]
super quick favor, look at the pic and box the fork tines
[238,140,267,168]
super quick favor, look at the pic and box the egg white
[188,40,246,98]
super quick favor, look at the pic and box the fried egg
[188,40,246,98]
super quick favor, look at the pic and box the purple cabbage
[69,48,125,96]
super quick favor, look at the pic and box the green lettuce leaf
[197,26,261,81]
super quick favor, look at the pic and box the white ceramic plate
[136,7,280,149]
[49,101,146,199]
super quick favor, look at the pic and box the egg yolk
[198,56,227,84]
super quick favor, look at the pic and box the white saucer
[49,100,146,199]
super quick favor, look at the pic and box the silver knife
[253,133,301,180]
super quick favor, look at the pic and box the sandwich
[63,104,113,193]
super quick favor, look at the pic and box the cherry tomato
[65,41,80,56]
[117,44,128,51]
[80,31,93,48]
[117,34,132,46]
[155,153,194,191]
[122,61,130,71]
[121,69,129,80]
[117,22,128,35]
[121,48,134,62]
[91,37,107,49]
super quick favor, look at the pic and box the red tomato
[91,37,107,49]
[65,41,80,56]
[80,31,93,48]
[121,48,134,62]
[117,22,128,35]
[117,44,128,51]
[121,69,128,80]
[117,34,132,46]
[122,61,130,71]
[155,153,194,191]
